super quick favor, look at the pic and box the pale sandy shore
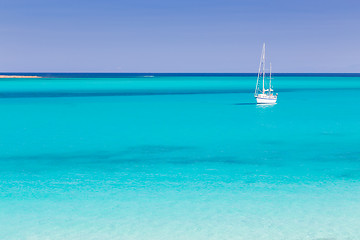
[0,75,42,78]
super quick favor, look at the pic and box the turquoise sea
[1,74,360,240]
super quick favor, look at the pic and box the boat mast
[255,45,263,96]
[262,43,265,94]
[270,62,272,92]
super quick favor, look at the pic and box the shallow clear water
[1,75,360,239]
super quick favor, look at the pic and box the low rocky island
[0,75,42,78]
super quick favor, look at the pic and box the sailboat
[254,43,278,104]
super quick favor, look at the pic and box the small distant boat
[254,43,278,104]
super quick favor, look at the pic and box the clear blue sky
[0,0,359,73]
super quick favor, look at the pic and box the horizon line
[1,72,360,74]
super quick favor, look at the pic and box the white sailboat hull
[254,43,278,104]
[256,96,277,104]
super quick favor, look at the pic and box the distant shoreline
[0,75,42,78]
